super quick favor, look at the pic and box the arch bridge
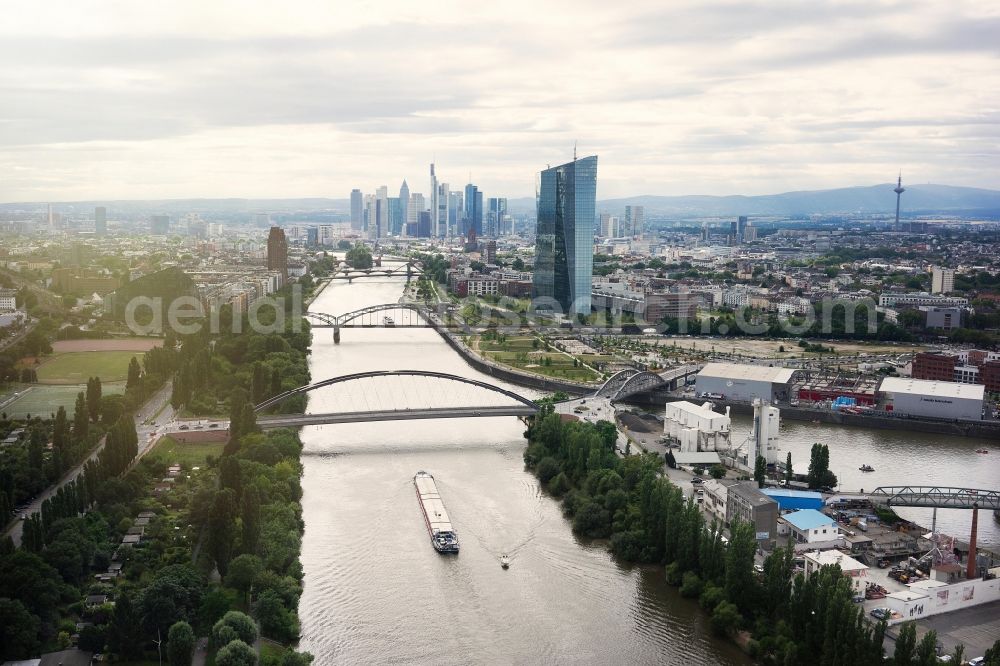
[593,365,699,401]
[253,369,539,426]
[306,303,432,343]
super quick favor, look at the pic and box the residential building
[931,266,955,294]
[702,478,740,522]
[921,306,961,330]
[0,288,17,311]
[266,227,288,284]
[878,292,967,308]
[803,550,869,595]
[531,155,598,317]
[151,215,170,235]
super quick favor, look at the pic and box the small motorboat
[500,554,510,569]
[975,449,989,454]
[859,464,875,472]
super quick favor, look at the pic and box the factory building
[663,400,731,452]
[879,377,985,421]
[695,363,798,403]
[761,489,825,512]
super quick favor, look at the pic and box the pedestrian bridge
[253,369,539,426]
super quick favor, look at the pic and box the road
[0,319,37,352]
[3,380,175,546]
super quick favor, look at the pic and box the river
[297,275,750,665]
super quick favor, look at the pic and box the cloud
[0,0,998,200]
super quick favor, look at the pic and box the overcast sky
[2,0,998,202]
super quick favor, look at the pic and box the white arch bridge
[250,370,539,427]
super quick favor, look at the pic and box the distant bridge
[330,262,423,282]
[252,369,539,426]
[867,486,1000,511]
[305,304,432,343]
[594,365,700,401]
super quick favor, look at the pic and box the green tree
[241,486,261,555]
[215,639,257,666]
[754,455,767,488]
[86,376,103,422]
[73,391,89,440]
[213,611,258,646]
[710,600,741,637]
[167,621,195,666]
[0,598,41,661]
[785,451,793,485]
[254,591,297,642]
[345,244,373,269]
[724,520,758,615]
[915,629,938,666]
[893,622,917,666]
[708,464,726,480]
[226,554,263,598]
[127,356,142,391]
[111,591,145,661]
[209,489,239,577]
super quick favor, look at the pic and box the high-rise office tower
[306,227,319,246]
[486,197,507,238]
[893,173,905,231]
[437,182,450,238]
[429,164,440,237]
[151,215,170,235]
[931,266,955,294]
[743,222,757,243]
[363,194,375,235]
[267,226,288,283]
[463,183,483,236]
[388,197,403,236]
[531,155,598,317]
[350,189,364,230]
[94,206,107,236]
[408,193,425,228]
[730,216,748,245]
[625,205,644,237]
[376,186,388,241]
[417,211,432,238]
[599,213,620,238]
[399,180,411,227]
[448,191,463,236]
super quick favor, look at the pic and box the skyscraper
[437,182,450,238]
[931,266,955,294]
[448,191,463,236]
[398,180,410,225]
[429,164,439,237]
[94,206,107,236]
[375,186,389,241]
[463,183,482,236]
[531,155,598,317]
[486,197,507,238]
[350,189,364,230]
[267,226,288,284]
[625,205,644,237]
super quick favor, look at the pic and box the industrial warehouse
[878,376,986,421]
[694,363,798,403]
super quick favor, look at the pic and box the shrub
[547,472,570,497]
[536,457,561,485]
[215,639,257,666]
[711,600,742,637]
[213,611,257,647]
[699,583,725,611]
[680,571,703,599]
[664,562,682,586]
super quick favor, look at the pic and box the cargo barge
[413,471,459,553]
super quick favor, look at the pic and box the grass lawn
[2,383,126,419]
[147,436,225,467]
[471,335,601,382]
[35,351,144,384]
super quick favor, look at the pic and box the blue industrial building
[761,488,824,511]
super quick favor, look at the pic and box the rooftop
[672,452,722,465]
[761,489,824,500]
[783,509,837,531]
[879,376,985,400]
[804,550,867,572]
[698,362,797,384]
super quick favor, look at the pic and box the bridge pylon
[333,327,341,344]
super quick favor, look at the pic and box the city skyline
[2,1,998,202]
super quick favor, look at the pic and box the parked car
[691,477,704,485]
[869,608,889,620]
[179,425,189,430]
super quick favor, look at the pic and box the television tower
[893,172,905,231]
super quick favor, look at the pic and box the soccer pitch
[1,383,126,420]
[35,351,143,384]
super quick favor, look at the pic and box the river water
[298,275,750,665]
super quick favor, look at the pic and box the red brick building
[981,361,1000,394]
[911,352,957,382]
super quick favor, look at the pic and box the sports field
[35,351,143,384]
[146,436,224,467]
[1,383,126,420]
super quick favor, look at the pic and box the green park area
[1,383,125,420]
[146,435,225,467]
[471,334,608,383]
[34,351,143,384]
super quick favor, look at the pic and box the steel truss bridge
[594,365,700,401]
[867,486,1000,510]
[329,262,423,282]
[305,304,432,343]
[252,369,539,427]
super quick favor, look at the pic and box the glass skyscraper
[531,155,597,317]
